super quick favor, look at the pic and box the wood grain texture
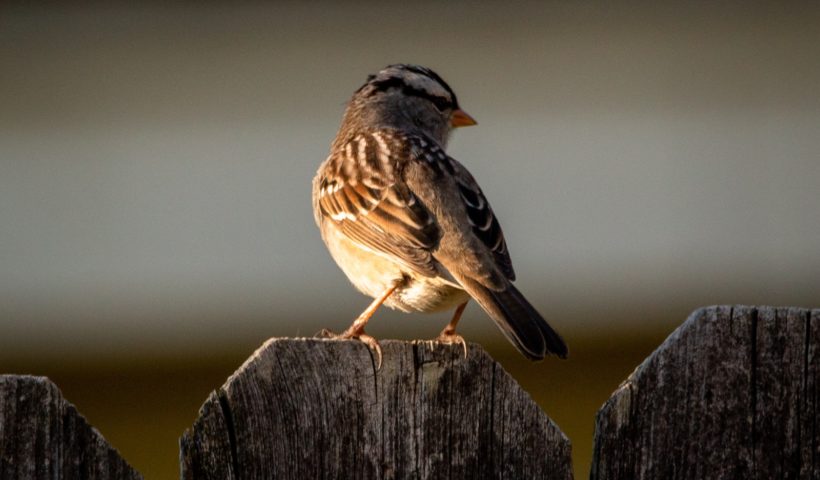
[0,375,142,480]
[180,339,571,480]
[591,305,820,480]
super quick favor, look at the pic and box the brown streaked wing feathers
[318,135,440,277]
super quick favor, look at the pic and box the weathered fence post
[591,305,820,479]
[180,338,572,479]
[0,375,142,479]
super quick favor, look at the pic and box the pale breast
[392,276,470,313]
[321,222,468,313]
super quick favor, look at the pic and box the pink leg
[335,280,402,368]
[435,301,469,358]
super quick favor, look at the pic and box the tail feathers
[462,278,568,360]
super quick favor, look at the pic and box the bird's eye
[430,97,451,113]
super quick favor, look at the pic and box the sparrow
[312,64,567,365]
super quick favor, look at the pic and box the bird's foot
[352,332,383,370]
[314,328,337,338]
[432,330,468,359]
[317,325,383,369]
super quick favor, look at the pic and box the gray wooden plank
[180,339,572,479]
[0,375,141,480]
[591,305,819,480]
[806,309,820,478]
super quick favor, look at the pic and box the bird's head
[343,64,476,146]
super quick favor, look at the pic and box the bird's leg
[336,280,402,368]
[434,301,469,358]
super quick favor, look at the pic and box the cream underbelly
[323,224,469,313]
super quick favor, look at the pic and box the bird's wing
[441,155,515,281]
[404,143,566,359]
[316,132,440,277]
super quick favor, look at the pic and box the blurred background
[2,2,819,478]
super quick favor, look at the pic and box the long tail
[460,277,568,360]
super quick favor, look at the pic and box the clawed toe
[320,326,383,369]
[433,332,468,359]
[314,328,338,338]
[355,333,383,369]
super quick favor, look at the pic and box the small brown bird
[312,64,567,364]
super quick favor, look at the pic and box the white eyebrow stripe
[403,72,452,101]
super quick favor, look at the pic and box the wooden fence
[591,305,819,479]
[0,305,817,479]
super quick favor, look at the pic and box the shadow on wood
[591,305,820,479]
[180,338,572,479]
[0,375,142,480]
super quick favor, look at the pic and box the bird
[312,64,567,365]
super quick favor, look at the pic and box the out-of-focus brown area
[2,329,671,479]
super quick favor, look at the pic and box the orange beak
[450,108,477,128]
